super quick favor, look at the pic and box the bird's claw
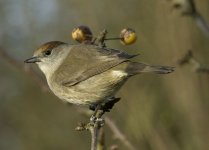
[90,115,97,123]
[90,115,105,126]
[96,117,105,126]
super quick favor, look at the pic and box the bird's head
[24,41,69,78]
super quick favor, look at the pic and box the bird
[25,41,174,114]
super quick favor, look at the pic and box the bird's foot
[90,112,105,126]
[89,104,101,124]
[89,97,121,124]
[102,97,121,112]
[95,117,105,126]
[76,97,120,132]
[89,97,121,112]
[90,115,97,123]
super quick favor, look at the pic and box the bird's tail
[126,62,174,75]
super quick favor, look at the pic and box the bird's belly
[49,70,128,105]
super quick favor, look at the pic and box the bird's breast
[48,69,128,105]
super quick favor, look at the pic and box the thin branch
[76,108,137,150]
[97,127,105,150]
[167,0,209,37]
[178,50,209,74]
[105,117,137,150]
[92,29,108,47]
[194,12,209,37]
[90,122,101,150]
[75,120,104,150]
[0,47,49,92]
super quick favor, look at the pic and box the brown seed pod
[120,28,137,45]
[71,25,93,43]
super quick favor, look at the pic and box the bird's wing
[53,44,138,87]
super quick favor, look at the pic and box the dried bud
[75,122,87,131]
[120,28,137,45]
[72,25,93,43]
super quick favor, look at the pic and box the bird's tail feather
[126,62,174,75]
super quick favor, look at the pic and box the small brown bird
[25,41,174,110]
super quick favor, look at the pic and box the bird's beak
[24,56,41,63]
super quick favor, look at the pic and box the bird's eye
[44,50,51,56]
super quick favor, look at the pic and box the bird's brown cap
[33,41,66,56]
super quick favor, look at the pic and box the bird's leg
[89,97,121,124]
[90,104,101,123]
[94,97,121,126]
[89,104,97,111]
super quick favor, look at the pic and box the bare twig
[0,47,49,92]
[75,119,104,150]
[90,121,101,150]
[194,13,209,37]
[96,127,105,150]
[76,107,137,150]
[178,50,209,74]
[105,117,137,150]
[92,29,108,47]
[167,0,209,37]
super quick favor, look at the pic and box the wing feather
[53,44,137,86]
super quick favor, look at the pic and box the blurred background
[0,0,209,150]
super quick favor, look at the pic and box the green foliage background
[0,0,209,150]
